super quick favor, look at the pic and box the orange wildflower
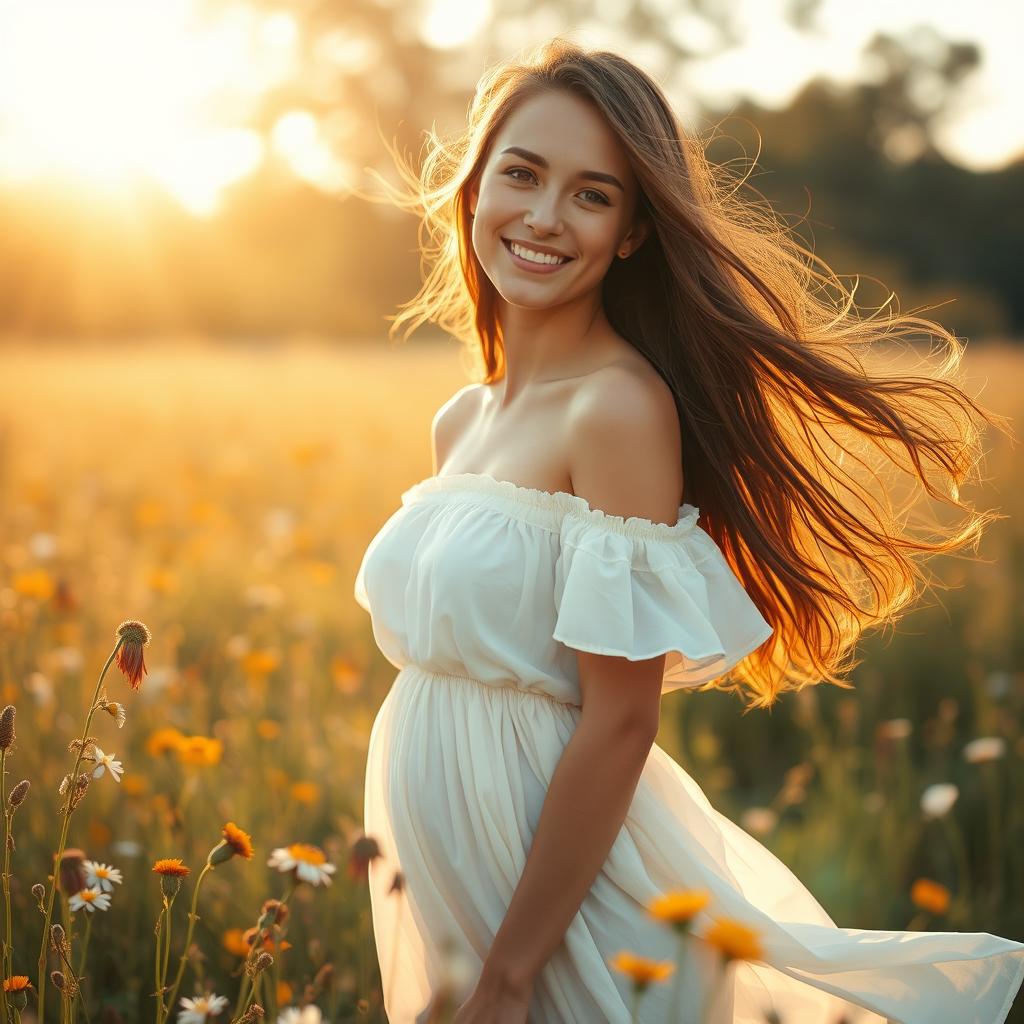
[702,917,763,962]
[911,878,951,915]
[608,951,674,987]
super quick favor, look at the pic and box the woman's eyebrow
[499,146,624,192]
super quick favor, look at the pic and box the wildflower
[702,917,763,962]
[12,568,54,600]
[112,839,144,857]
[277,1008,323,1024]
[962,737,1007,764]
[0,705,15,750]
[242,649,280,677]
[256,719,281,740]
[911,878,951,915]
[740,807,778,837]
[114,619,151,691]
[100,699,128,728]
[83,860,123,893]
[68,887,112,913]
[177,992,230,1022]
[91,745,124,783]
[289,781,320,805]
[177,736,223,767]
[920,783,959,819]
[146,726,186,756]
[222,929,250,957]
[208,822,254,867]
[268,843,336,887]
[2,975,33,1010]
[877,718,913,741]
[647,889,710,933]
[608,950,674,988]
[347,834,381,881]
[243,925,292,954]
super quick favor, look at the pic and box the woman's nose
[523,195,563,235]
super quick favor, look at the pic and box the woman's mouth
[501,237,575,275]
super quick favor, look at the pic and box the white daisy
[82,860,123,893]
[267,843,336,887]
[68,887,112,913]
[920,782,959,819]
[962,737,1007,764]
[91,746,124,783]
[177,993,229,1022]
[277,1008,323,1024]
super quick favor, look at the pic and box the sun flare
[0,0,298,213]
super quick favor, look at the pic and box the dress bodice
[353,472,774,707]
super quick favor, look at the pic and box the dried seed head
[50,970,65,991]
[50,922,66,950]
[68,772,91,812]
[58,849,87,894]
[246,951,274,977]
[0,705,15,750]
[238,1005,265,1022]
[258,898,289,928]
[8,779,30,809]
[31,883,45,903]
[68,736,100,757]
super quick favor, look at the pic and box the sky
[676,0,1023,171]
[0,0,1018,218]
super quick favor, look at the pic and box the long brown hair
[368,36,1014,710]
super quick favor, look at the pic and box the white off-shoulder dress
[353,472,1024,1024]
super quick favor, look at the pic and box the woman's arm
[478,689,661,994]
[478,366,685,994]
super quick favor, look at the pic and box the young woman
[353,37,1024,1023]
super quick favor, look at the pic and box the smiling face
[467,88,648,310]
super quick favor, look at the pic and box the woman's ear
[467,177,479,218]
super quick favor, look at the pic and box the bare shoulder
[566,361,683,525]
[431,383,484,473]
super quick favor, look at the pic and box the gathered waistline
[398,663,582,712]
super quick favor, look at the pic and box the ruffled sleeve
[552,502,774,693]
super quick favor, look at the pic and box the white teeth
[510,241,568,265]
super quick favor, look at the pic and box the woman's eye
[503,168,609,206]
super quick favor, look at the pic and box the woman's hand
[451,968,534,1023]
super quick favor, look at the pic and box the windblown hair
[369,36,1013,710]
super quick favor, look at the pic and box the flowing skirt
[363,665,1024,1023]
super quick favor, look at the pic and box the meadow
[0,338,1020,1023]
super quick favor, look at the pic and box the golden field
[0,338,1021,1023]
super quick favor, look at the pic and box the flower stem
[37,643,121,1024]
[154,905,165,1024]
[158,862,213,1024]
[0,748,10,1024]
[232,878,298,1020]
[668,930,687,1023]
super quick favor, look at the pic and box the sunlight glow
[0,0,308,213]
[421,0,491,49]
